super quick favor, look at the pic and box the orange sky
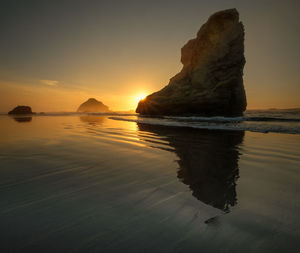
[0,0,299,113]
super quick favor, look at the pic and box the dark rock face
[136,8,247,116]
[8,106,34,115]
[77,98,110,113]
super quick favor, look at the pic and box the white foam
[109,116,300,134]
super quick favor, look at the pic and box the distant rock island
[8,106,35,115]
[77,98,110,113]
[136,8,247,116]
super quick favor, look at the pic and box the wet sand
[0,115,299,252]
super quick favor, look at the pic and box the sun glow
[135,94,147,104]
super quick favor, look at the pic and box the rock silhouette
[137,124,244,212]
[137,9,247,116]
[8,106,34,115]
[77,98,110,113]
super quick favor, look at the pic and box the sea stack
[77,98,110,113]
[8,106,34,115]
[136,8,247,116]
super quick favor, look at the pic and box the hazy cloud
[41,80,58,86]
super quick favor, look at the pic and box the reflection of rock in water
[12,117,32,123]
[79,116,105,125]
[137,124,244,212]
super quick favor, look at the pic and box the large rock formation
[77,98,110,113]
[136,8,247,116]
[8,106,34,115]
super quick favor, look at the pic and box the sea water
[0,111,299,252]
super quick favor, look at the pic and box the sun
[135,94,147,104]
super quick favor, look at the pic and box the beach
[0,114,299,252]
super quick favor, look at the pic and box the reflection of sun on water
[135,94,147,104]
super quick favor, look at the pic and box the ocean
[0,110,299,252]
[109,109,300,134]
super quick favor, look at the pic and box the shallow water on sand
[0,115,299,252]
